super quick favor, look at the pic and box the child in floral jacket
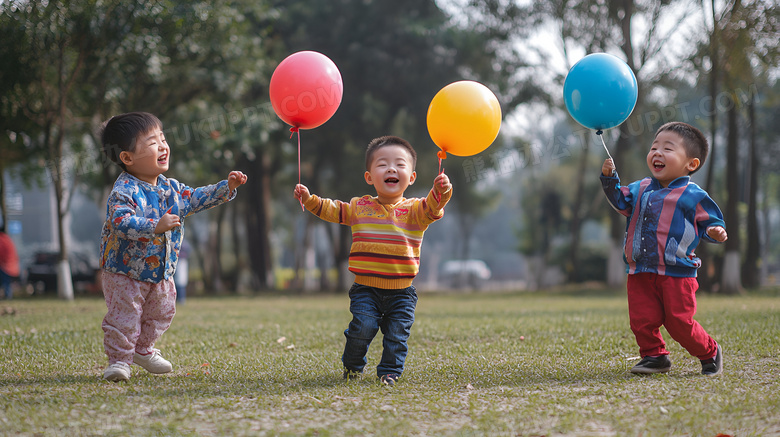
[99,112,247,381]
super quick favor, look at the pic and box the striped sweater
[601,174,725,278]
[304,187,452,289]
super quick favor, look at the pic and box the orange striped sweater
[304,187,452,289]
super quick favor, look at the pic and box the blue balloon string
[596,130,613,162]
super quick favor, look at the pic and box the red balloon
[269,51,344,130]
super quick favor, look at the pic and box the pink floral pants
[101,271,176,365]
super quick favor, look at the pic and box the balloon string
[291,127,304,211]
[596,130,614,162]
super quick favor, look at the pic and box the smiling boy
[601,122,727,376]
[99,112,247,381]
[294,135,452,386]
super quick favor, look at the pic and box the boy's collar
[650,175,690,188]
[122,171,167,187]
[372,195,405,207]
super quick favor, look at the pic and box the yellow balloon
[426,81,502,158]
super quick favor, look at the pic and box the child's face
[120,127,170,185]
[364,144,416,204]
[646,131,700,187]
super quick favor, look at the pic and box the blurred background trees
[1,0,777,297]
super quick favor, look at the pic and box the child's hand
[707,226,728,242]
[294,184,311,204]
[228,171,248,191]
[602,158,616,177]
[155,211,181,233]
[434,173,451,194]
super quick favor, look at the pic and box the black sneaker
[630,355,672,374]
[343,368,362,380]
[379,374,400,387]
[701,345,723,376]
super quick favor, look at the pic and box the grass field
[1,288,779,436]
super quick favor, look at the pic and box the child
[99,112,247,382]
[294,135,452,386]
[0,224,19,300]
[601,121,727,376]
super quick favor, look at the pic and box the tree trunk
[705,0,719,195]
[317,225,333,292]
[51,126,74,301]
[760,189,770,285]
[721,104,742,294]
[0,163,6,229]
[567,138,589,282]
[698,0,720,293]
[230,203,242,292]
[606,0,635,289]
[607,128,631,288]
[243,153,273,290]
[211,203,228,293]
[742,94,759,288]
[336,227,351,291]
[303,221,317,292]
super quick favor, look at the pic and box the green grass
[1,289,779,436]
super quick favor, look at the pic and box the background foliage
[0,0,778,296]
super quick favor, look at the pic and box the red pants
[627,273,718,361]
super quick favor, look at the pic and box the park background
[2,2,780,436]
[1,0,779,299]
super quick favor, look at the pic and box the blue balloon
[563,53,638,131]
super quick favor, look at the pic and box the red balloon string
[291,126,304,211]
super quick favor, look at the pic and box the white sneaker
[104,362,131,382]
[133,349,172,374]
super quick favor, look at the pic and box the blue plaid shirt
[601,174,726,277]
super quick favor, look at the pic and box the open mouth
[158,154,168,165]
[384,177,399,184]
[652,160,665,171]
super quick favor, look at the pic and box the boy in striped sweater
[601,122,727,376]
[294,135,452,386]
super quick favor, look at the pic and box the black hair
[654,122,709,174]
[365,135,417,170]
[99,112,163,171]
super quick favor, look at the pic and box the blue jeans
[342,283,418,377]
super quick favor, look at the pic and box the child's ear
[364,170,374,185]
[119,151,133,167]
[686,158,700,173]
[409,171,416,185]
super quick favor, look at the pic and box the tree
[493,0,695,287]
[716,0,779,293]
[1,0,272,297]
[1,0,109,300]
[255,0,526,291]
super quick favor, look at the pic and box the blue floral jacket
[100,172,235,283]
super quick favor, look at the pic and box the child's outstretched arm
[228,171,248,191]
[295,185,353,225]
